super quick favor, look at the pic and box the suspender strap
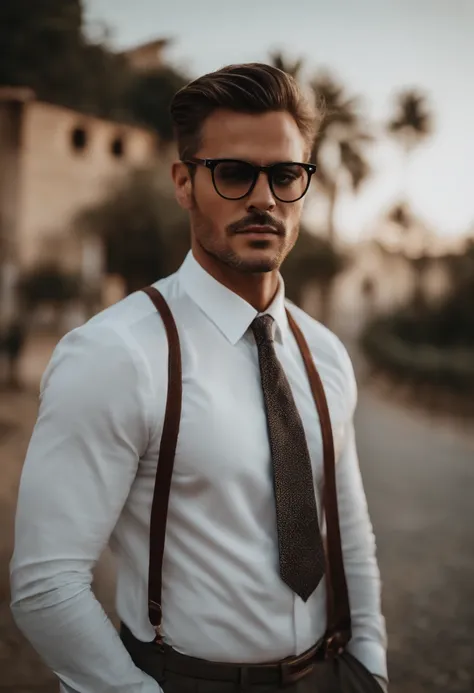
[141,287,182,638]
[141,287,351,651]
[286,310,351,653]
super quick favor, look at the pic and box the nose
[245,172,276,212]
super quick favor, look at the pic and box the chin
[233,250,282,273]
[224,238,284,273]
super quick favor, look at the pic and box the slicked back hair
[170,63,320,161]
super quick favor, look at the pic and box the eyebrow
[211,158,302,166]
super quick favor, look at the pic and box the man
[10,63,387,692]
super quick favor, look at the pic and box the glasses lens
[270,164,309,202]
[213,161,256,199]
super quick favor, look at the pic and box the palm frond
[268,51,304,79]
[388,90,433,141]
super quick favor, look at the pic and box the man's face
[173,109,309,274]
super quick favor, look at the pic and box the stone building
[0,87,158,325]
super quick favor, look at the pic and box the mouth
[236,225,282,236]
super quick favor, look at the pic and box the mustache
[227,212,286,236]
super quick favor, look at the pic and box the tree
[281,228,347,308]
[1,0,84,107]
[388,89,432,156]
[388,90,433,197]
[310,71,372,244]
[387,202,413,231]
[269,56,370,323]
[75,168,190,295]
[0,0,188,136]
[125,66,189,142]
[269,51,304,79]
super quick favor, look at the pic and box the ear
[172,161,194,210]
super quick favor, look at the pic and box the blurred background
[0,1,473,691]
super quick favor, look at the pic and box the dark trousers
[158,669,320,693]
[121,624,322,693]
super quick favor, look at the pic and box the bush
[282,229,347,305]
[361,314,474,394]
[19,265,81,308]
[76,168,190,295]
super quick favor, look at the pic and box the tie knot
[251,314,275,347]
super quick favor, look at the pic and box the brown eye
[213,161,256,199]
[270,165,308,202]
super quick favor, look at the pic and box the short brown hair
[170,63,320,161]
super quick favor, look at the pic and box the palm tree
[269,57,373,245]
[310,71,373,244]
[308,73,372,325]
[269,56,372,324]
[388,90,432,198]
[388,89,432,155]
[269,50,304,80]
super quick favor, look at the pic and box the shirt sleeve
[334,344,388,682]
[9,323,161,693]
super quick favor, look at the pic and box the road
[0,337,473,692]
[355,388,474,692]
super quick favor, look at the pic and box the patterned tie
[251,314,325,602]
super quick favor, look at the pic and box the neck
[192,246,280,312]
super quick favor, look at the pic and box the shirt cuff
[374,674,388,692]
[346,639,388,681]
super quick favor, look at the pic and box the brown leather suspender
[142,286,183,640]
[286,311,352,654]
[142,286,352,654]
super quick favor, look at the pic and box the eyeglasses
[183,158,317,203]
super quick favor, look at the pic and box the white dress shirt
[10,251,387,692]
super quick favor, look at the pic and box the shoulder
[285,301,357,415]
[42,274,178,399]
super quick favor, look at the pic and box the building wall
[16,101,158,269]
[0,100,24,326]
[0,101,23,263]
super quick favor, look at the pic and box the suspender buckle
[149,599,164,646]
[324,632,346,659]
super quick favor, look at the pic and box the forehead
[197,109,306,164]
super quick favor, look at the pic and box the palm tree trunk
[319,179,338,326]
[326,180,338,245]
[319,279,333,327]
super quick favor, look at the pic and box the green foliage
[125,67,189,141]
[362,317,474,393]
[388,89,432,152]
[282,228,347,304]
[0,0,189,140]
[0,0,89,109]
[361,240,474,393]
[18,265,81,307]
[310,71,373,195]
[76,168,190,294]
[269,51,304,79]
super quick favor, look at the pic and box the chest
[143,331,348,499]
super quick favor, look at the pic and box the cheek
[195,182,243,230]
[280,202,303,233]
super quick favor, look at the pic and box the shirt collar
[178,251,289,346]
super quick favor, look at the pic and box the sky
[84,0,474,241]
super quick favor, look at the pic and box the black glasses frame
[183,158,317,203]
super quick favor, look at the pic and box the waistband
[121,622,325,687]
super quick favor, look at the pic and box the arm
[336,423,388,686]
[10,324,161,693]
[333,344,388,687]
